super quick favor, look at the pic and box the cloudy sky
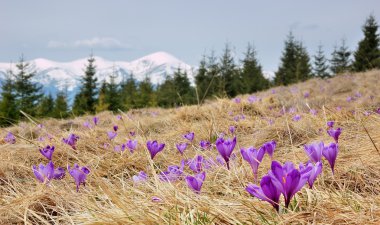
[0,0,379,71]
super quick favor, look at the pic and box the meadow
[0,70,379,224]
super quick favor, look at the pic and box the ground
[0,71,379,224]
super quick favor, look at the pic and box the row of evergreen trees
[0,14,379,126]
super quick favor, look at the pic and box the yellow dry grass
[0,70,380,224]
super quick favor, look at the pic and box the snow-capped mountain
[0,52,194,103]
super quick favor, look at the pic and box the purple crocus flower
[132,171,148,184]
[216,155,225,165]
[310,109,317,116]
[113,125,118,132]
[199,140,211,150]
[183,132,194,142]
[376,107,380,114]
[107,131,117,140]
[185,171,206,193]
[229,126,236,134]
[268,161,309,208]
[327,121,334,128]
[83,121,92,129]
[233,97,241,103]
[246,175,281,211]
[215,136,237,170]
[62,133,79,149]
[241,147,265,181]
[129,131,136,136]
[39,145,55,160]
[32,161,65,183]
[248,95,257,103]
[116,115,123,120]
[4,132,16,144]
[303,142,324,163]
[126,140,137,153]
[299,161,323,188]
[146,140,165,159]
[327,128,342,143]
[323,142,339,174]
[293,114,301,121]
[159,160,185,182]
[68,164,90,192]
[304,92,310,98]
[93,116,99,125]
[176,142,188,155]
[188,155,206,173]
[262,140,276,158]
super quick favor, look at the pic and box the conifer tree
[330,40,351,74]
[53,91,69,118]
[295,42,312,81]
[353,14,380,71]
[72,54,98,115]
[195,55,209,103]
[136,77,156,108]
[37,94,54,117]
[13,56,43,117]
[105,70,123,112]
[95,80,109,112]
[241,43,269,93]
[313,45,330,78]
[219,44,239,97]
[173,68,196,105]
[157,75,176,107]
[204,52,219,99]
[121,73,138,110]
[0,71,18,126]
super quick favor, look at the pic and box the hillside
[0,70,379,224]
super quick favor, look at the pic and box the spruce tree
[274,32,299,85]
[53,91,69,118]
[173,68,196,105]
[353,14,380,71]
[241,43,269,93]
[313,45,330,78]
[219,44,239,97]
[195,55,208,103]
[330,40,351,74]
[95,80,109,112]
[37,94,54,117]
[204,52,219,100]
[72,54,98,115]
[156,75,176,107]
[105,70,123,112]
[295,42,312,81]
[121,73,138,110]
[13,56,43,117]
[136,77,156,108]
[0,71,18,126]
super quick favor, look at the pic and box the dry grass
[1,70,380,224]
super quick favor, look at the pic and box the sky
[0,0,379,72]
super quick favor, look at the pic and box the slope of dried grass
[1,71,380,224]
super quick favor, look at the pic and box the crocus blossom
[215,136,237,170]
[83,121,92,129]
[63,134,79,149]
[176,142,188,155]
[126,140,137,153]
[132,171,148,183]
[327,121,334,128]
[268,161,309,208]
[262,140,276,158]
[327,128,342,143]
[323,142,339,174]
[185,171,206,193]
[4,132,16,144]
[183,132,194,142]
[113,125,118,132]
[188,155,206,173]
[32,161,65,183]
[107,131,117,140]
[303,142,324,163]
[39,145,55,160]
[146,140,165,159]
[246,175,281,211]
[229,126,236,134]
[68,164,90,192]
[293,114,301,121]
[159,160,185,182]
[199,140,211,149]
[93,116,99,125]
[299,161,323,188]
[241,147,265,181]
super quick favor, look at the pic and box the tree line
[0,14,379,126]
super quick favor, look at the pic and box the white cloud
[47,37,129,50]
